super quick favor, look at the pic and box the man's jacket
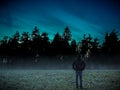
[72,59,86,71]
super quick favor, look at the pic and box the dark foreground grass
[0,70,120,90]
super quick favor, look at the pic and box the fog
[0,55,120,70]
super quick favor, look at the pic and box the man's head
[77,55,82,61]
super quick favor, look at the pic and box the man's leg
[79,71,83,89]
[76,71,78,89]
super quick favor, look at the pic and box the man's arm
[72,62,76,70]
[81,61,86,70]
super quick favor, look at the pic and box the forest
[0,26,120,57]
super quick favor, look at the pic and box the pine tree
[62,26,72,41]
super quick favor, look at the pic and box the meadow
[0,70,120,90]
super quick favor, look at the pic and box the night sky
[0,0,120,42]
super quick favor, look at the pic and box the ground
[0,70,120,90]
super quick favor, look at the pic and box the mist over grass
[0,70,120,90]
[0,54,120,70]
[0,55,120,90]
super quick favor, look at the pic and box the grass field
[0,70,120,90]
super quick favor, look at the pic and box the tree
[62,26,72,41]
[91,38,100,54]
[2,36,9,44]
[61,27,72,54]
[41,32,49,42]
[20,32,31,56]
[80,34,92,55]
[41,32,50,54]
[13,31,20,41]
[32,26,40,40]
[70,39,77,54]
[31,26,41,55]
[21,32,29,42]
[51,32,62,54]
[7,31,20,55]
[102,30,119,54]
[0,36,9,56]
[102,32,109,53]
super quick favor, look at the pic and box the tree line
[0,26,120,57]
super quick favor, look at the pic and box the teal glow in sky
[0,0,120,42]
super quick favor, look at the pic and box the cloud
[48,9,103,37]
[0,0,119,42]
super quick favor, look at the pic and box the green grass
[0,70,120,90]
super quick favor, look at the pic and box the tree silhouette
[41,32,50,54]
[0,27,120,57]
[21,32,29,42]
[91,38,100,54]
[62,26,72,41]
[13,31,20,41]
[20,32,31,56]
[80,34,92,55]
[31,26,41,55]
[76,34,101,55]
[62,26,72,54]
[102,30,119,54]
[51,32,62,54]
[0,36,9,56]
[32,26,40,40]
[61,38,70,54]
[7,31,20,56]
[70,39,77,54]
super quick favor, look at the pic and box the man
[72,55,86,89]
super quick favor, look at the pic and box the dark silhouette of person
[72,55,86,89]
